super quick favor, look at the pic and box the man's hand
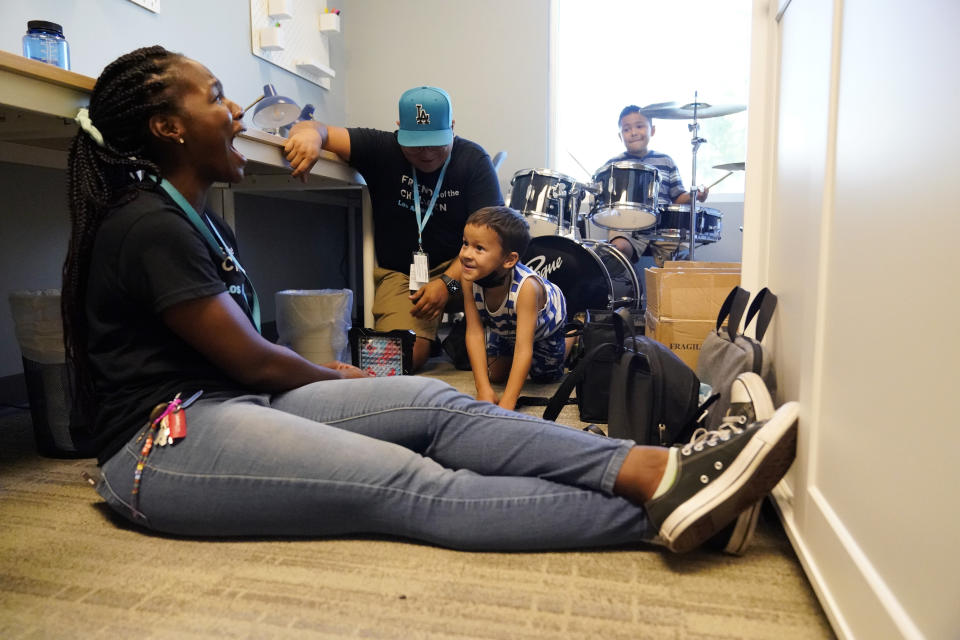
[321,361,370,379]
[284,121,325,181]
[409,279,449,321]
[696,185,710,202]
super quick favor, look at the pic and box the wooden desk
[0,49,374,326]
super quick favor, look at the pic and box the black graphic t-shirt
[347,128,503,272]
[85,187,250,462]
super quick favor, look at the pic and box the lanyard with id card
[409,251,430,294]
[408,153,452,293]
[157,179,261,333]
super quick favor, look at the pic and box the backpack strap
[613,306,639,349]
[543,342,618,421]
[743,287,778,341]
[562,320,584,338]
[515,395,575,408]
[582,424,607,436]
[716,286,751,341]
[606,348,652,441]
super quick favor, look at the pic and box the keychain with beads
[130,390,203,515]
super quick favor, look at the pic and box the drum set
[513,97,745,315]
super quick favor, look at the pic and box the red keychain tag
[167,408,187,441]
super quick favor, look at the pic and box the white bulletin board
[249,0,338,90]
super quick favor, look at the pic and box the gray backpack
[697,287,778,428]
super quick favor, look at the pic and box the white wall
[0,0,347,123]
[748,0,960,638]
[687,196,743,264]
[340,0,551,198]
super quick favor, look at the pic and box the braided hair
[63,45,185,420]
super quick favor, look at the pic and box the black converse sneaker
[644,400,798,553]
[706,373,777,555]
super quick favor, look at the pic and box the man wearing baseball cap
[285,87,503,371]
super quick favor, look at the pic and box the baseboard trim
[771,484,924,640]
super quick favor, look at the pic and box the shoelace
[719,413,749,428]
[681,422,745,455]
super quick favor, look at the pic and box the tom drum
[649,204,723,246]
[508,168,584,237]
[589,161,661,232]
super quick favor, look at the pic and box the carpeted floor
[0,359,834,639]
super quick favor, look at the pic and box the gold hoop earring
[178,137,185,145]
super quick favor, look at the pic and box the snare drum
[651,204,723,245]
[508,168,584,237]
[522,236,640,313]
[589,161,661,231]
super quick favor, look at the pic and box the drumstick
[566,149,593,180]
[706,171,734,190]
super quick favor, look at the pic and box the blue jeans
[97,376,651,550]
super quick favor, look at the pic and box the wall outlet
[127,0,160,13]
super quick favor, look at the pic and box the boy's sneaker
[706,373,777,555]
[644,400,798,554]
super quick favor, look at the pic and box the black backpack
[544,307,704,446]
[562,307,644,422]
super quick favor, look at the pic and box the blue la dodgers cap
[397,86,454,147]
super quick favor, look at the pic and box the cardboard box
[644,263,741,321]
[645,312,716,371]
[661,260,742,271]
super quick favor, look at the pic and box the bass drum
[522,236,640,314]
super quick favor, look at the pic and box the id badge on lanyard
[408,153,452,292]
[409,251,430,293]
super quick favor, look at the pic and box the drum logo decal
[525,254,563,280]
[415,104,430,125]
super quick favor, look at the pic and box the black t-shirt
[85,187,252,462]
[346,128,504,272]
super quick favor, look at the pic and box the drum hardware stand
[687,91,706,261]
[551,182,579,240]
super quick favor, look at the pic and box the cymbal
[641,101,746,119]
[640,101,678,110]
[713,162,745,171]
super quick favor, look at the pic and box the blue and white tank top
[473,262,566,339]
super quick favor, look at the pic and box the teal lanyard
[411,153,452,250]
[157,179,262,333]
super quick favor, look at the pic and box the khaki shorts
[608,231,650,263]
[373,258,459,341]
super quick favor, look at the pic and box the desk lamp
[279,104,316,137]
[243,84,301,135]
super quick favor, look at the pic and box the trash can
[275,289,353,364]
[8,289,91,458]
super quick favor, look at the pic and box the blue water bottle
[22,20,71,70]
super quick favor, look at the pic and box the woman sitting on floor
[62,45,797,553]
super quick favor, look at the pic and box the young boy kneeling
[460,206,569,410]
